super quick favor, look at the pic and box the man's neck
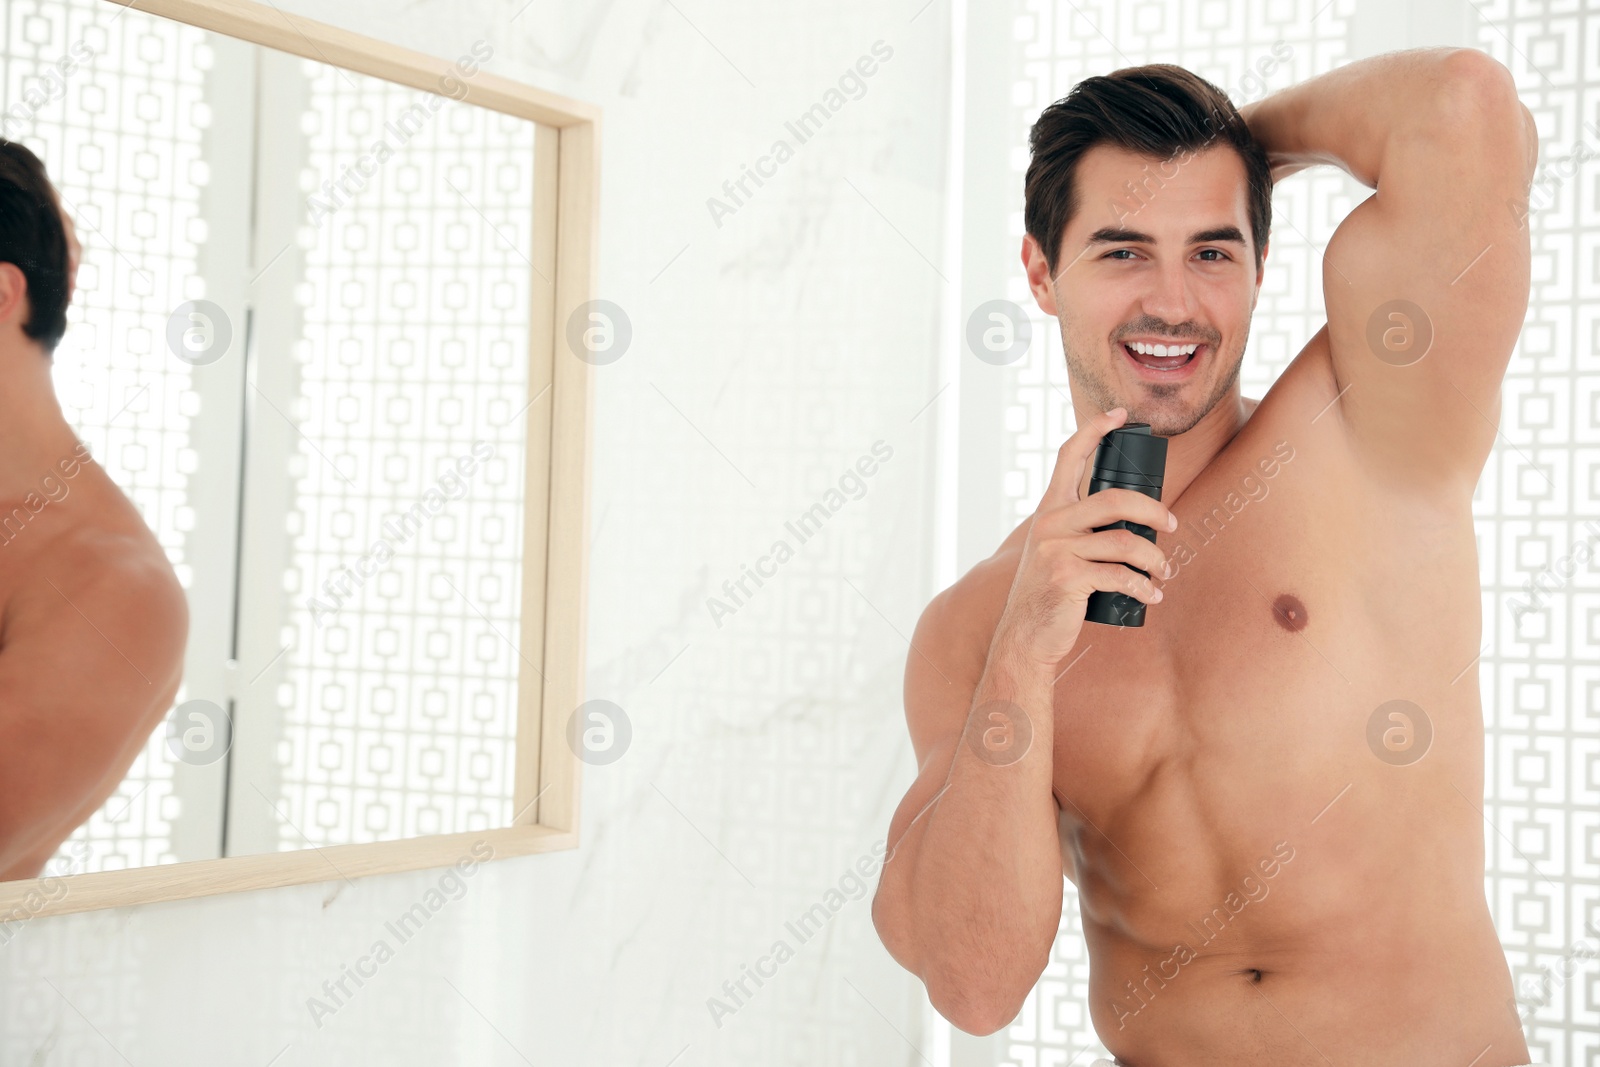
[0,337,91,505]
[1076,393,1255,506]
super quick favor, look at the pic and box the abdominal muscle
[1085,913,1523,1067]
[1060,739,1530,1067]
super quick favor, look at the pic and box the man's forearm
[1238,46,1493,188]
[876,630,1064,1033]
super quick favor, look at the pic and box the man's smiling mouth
[1121,339,1204,371]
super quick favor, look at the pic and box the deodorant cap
[1092,423,1168,490]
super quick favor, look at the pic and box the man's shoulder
[55,525,185,621]
[43,514,168,575]
[900,529,1035,758]
[914,519,1032,679]
[1,522,186,673]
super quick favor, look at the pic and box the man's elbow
[1432,49,1526,131]
[1425,50,1537,192]
[872,888,1031,1038]
[871,882,923,982]
[927,978,1026,1037]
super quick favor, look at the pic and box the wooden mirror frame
[0,0,597,919]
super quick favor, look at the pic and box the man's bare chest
[1045,411,1484,904]
[1048,430,1364,802]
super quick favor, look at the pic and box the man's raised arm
[1240,47,1538,501]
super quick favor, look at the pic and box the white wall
[0,1,954,1062]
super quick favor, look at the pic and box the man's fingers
[1040,407,1126,510]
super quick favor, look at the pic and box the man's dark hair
[0,139,69,354]
[1025,64,1272,278]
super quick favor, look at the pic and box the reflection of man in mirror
[873,52,1539,1065]
[0,140,187,880]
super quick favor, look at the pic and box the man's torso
[965,328,1528,1066]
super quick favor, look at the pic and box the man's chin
[1118,405,1201,438]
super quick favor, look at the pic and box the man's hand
[1237,97,1324,185]
[995,407,1175,669]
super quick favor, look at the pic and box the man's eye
[1103,248,1231,261]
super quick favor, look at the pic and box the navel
[1272,593,1308,633]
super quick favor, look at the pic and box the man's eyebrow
[1083,225,1248,247]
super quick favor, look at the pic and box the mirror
[0,0,596,911]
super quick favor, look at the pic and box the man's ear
[1021,233,1060,317]
[0,262,27,330]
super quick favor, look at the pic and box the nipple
[1272,594,1307,633]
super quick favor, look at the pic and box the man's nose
[1143,260,1200,324]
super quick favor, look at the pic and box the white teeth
[1127,341,1199,357]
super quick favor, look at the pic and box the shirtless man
[872,50,1539,1065]
[0,139,188,881]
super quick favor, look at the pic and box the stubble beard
[1062,329,1247,438]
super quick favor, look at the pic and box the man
[873,50,1539,1065]
[0,139,187,881]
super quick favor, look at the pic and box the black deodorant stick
[1084,422,1168,627]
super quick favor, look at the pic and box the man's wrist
[1238,93,1303,183]
[983,618,1066,692]
[966,634,1056,766]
